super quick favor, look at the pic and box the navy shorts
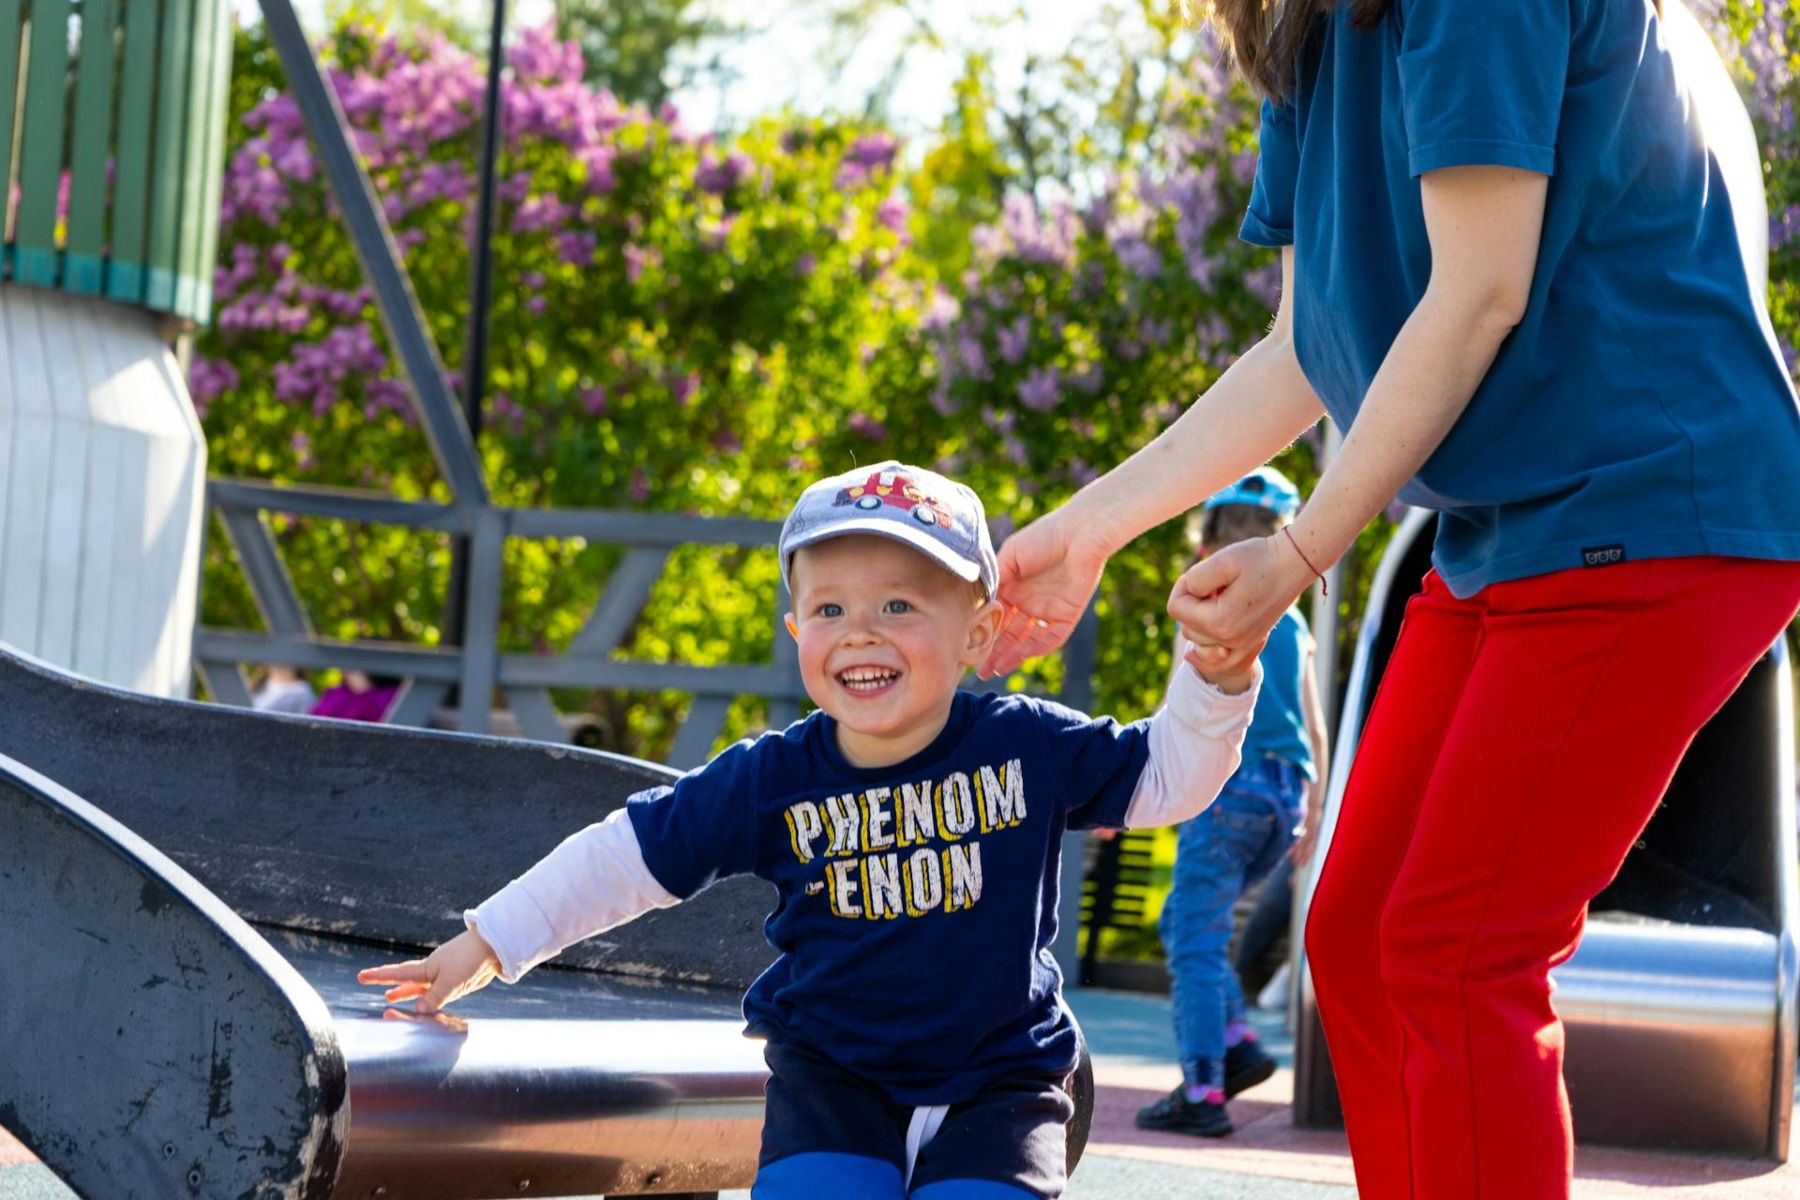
[754,1040,1074,1199]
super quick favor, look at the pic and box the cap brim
[783,518,983,588]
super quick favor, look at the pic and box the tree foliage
[194,4,1800,763]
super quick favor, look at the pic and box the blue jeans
[1159,756,1305,1081]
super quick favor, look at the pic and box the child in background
[309,669,401,723]
[359,461,1263,1199]
[1137,467,1329,1138]
[251,663,315,715]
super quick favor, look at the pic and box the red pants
[1305,556,1800,1199]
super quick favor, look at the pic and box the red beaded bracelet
[1283,525,1328,596]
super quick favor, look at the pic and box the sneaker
[1135,1086,1233,1137]
[1223,1037,1278,1098]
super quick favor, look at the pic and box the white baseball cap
[778,461,999,598]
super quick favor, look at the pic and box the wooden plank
[13,0,73,286]
[33,293,92,668]
[63,0,121,294]
[103,401,151,686]
[156,363,205,697]
[69,299,125,680]
[189,0,235,324]
[139,374,188,694]
[0,288,54,653]
[0,1,23,247]
[107,0,162,304]
[0,291,13,576]
[173,0,221,319]
[143,0,196,312]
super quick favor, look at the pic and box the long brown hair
[1199,0,1389,100]
[1202,0,1660,101]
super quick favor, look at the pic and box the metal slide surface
[0,750,348,1199]
[0,645,1093,1196]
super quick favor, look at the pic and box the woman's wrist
[1060,484,1134,559]
[1283,512,1352,581]
[1269,527,1326,598]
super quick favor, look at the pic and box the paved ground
[5,986,1796,1198]
[1057,988,1799,1199]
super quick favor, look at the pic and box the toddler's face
[786,535,999,768]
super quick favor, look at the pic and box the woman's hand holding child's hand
[1170,534,1313,680]
[357,928,501,1015]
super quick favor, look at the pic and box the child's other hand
[1183,644,1258,695]
[357,928,501,1015]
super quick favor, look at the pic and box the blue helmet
[1202,467,1301,517]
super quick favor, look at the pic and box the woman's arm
[1069,246,1324,555]
[983,248,1323,674]
[1286,165,1546,572]
[1172,164,1550,674]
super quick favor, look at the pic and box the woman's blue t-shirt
[1241,0,1800,597]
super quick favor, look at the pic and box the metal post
[1309,418,1343,733]
[443,0,508,658]
[457,509,508,734]
[256,0,489,508]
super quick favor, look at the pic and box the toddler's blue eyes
[819,603,843,617]
[884,600,912,614]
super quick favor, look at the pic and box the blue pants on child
[1159,756,1305,1088]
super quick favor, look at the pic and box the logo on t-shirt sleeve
[1581,544,1626,567]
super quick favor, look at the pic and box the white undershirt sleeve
[1121,660,1262,830]
[464,804,680,983]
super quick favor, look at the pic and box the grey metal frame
[201,2,1095,764]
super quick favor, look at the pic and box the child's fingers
[414,977,460,1015]
[383,982,429,1003]
[1182,639,1231,668]
[357,959,429,986]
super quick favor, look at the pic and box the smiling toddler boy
[358,460,1261,1199]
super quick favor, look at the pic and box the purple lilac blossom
[847,132,898,171]
[956,332,990,381]
[1017,367,1061,413]
[558,230,598,265]
[696,150,752,195]
[847,412,888,440]
[876,194,909,234]
[997,315,1031,364]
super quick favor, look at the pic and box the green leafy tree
[553,0,736,107]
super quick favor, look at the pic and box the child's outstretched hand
[357,928,501,1015]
